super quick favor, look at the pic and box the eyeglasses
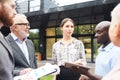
[15,23,30,26]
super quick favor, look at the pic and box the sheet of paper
[14,63,60,80]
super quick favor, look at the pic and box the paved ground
[37,59,53,67]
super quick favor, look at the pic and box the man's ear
[0,3,1,9]
[115,23,120,37]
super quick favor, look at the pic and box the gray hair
[111,3,120,23]
[13,14,27,24]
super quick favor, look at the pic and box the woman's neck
[62,37,73,45]
[63,35,73,41]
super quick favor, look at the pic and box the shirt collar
[11,32,18,41]
[10,32,27,43]
[100,42,114,52]
[59,38,75,45]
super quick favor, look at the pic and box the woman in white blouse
[52,18,87,80]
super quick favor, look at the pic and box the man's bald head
[96,21,110,30]
[95,21,110,46]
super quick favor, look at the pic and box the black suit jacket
[6,34,37,76]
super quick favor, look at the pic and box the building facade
[15,0,119,62]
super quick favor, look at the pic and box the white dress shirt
[10,33,30,64]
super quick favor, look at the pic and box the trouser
[56,66,81,80]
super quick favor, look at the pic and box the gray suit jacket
[0,32,14,80]
[6,34,37,76]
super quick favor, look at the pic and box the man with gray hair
[6,14,37,76]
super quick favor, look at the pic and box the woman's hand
[79,75,90,80]
[74,59,85,65]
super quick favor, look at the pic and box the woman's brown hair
[60,18,74,27]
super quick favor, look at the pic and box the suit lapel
[0,32,13,58]
[7,34,30,66]
[25,40,32,67]
[0,32,14,67]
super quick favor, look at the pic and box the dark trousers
[56,66,81,80]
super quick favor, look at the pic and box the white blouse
[52,38,87,66]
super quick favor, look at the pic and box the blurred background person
[102,3,120,80]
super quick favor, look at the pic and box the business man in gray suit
[6,14,37,76]
[0,0,17,80]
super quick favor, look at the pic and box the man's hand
[19,68,33,75]
[79,75,90,80]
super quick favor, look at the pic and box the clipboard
[64,62,90,74]
[64,62,100,80]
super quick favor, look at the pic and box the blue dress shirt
[95,43,120,77]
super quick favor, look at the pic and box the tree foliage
[29,32,39,52]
